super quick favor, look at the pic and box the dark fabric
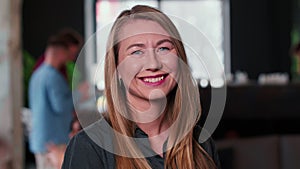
[62,120,221,169]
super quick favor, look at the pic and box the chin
[141,88,170,101]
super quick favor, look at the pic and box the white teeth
[143,76,164,83]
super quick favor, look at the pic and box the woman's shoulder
[62,120,115,169]
[69,119,115,153]
[193,125,215,154]
[64,129,104,159]
[193,125,221,168]
[70,129,94,146]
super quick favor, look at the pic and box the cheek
[161,53,179,75]
[71,47,78,54]
[71,48,79,57]
[65,53,71,61]
[117,57,143,86]
[57,51,67,61]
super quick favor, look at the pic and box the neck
[128,94,171,157]
[136,112,169,137]
[134,100,170,157]
[45,55,62,70]
[128,95,169,137]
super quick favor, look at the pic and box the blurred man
[28,36,82,169]
[33,28,83,83]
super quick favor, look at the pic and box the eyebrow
[126,39,174,51]
[126,43,145,51]
[156,39,173,46]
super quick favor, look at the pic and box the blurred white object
[97,95,107,113]
[235,71,249,84]
[226,73,233,83]
[211,78,225,88]
[21,107,32,135]
[258,73,289,85]
[200,79,209,88]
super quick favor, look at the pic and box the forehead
[118,19,170,42]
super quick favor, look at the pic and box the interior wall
[0,0,12,143]
[22,0,293,80]
[22,0,84,58]
[0,0,23,168]
[230,0,292,79]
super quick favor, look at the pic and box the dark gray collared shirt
[62,120,221,169]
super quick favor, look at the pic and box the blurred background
[1,0,300,169]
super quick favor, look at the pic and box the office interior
[0,0,300,169]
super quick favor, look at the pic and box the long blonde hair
[104,5,216,169]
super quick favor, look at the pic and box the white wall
[0,0,11,144]
[0,0,23,168]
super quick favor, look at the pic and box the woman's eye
[159,47,169,51]
[157,47,170,54]
[131,50,143,55]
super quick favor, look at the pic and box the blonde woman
[62,5,220,169]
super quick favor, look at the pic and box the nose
[144,49,162,71]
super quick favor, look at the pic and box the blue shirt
[29,63,74,153]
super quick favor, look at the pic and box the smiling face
[117,19,179,108]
